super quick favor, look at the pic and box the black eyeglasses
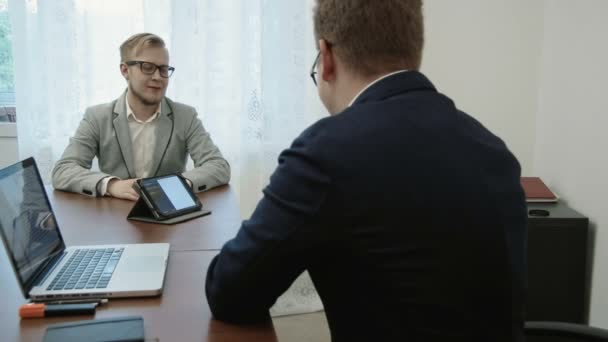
[310,51,320,86]
[310,41,336,86]
[125,61,175,78]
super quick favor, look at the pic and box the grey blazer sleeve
[182,113,231,192]
[51,109,110,197]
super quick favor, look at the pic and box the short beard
[130,86,162,106]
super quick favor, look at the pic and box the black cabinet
[526,202,590,323]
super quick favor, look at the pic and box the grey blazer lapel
[112,93,136,178]
[150,98,173,176]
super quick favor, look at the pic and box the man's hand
[107,179,139,201]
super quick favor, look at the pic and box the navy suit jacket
[206,71,527,341]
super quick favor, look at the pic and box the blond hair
[119,33,166,62]
[313,0,424,76]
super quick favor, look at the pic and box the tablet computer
[136,174,202,220]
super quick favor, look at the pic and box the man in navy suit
[206,0,527,341]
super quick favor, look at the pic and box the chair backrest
[525,321,608,342]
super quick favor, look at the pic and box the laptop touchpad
[122,256,165,272]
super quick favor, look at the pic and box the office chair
[525,321,608,342]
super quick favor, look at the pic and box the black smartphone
[136,174,202,220]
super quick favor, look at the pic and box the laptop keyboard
[47,248,124,291]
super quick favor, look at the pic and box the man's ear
[319,39,335,83]
[120,63,129,80]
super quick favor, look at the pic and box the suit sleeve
[205,132,331,323]
[51,110,111,197]
[181,110,231,192]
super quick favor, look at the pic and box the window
[0,0,15,123]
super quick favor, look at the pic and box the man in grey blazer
[52,33,230,200]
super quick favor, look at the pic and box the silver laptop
[0,157,169,301]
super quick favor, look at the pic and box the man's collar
[349,70,437,107]
[347,70,410,107]
[125,92,161,123]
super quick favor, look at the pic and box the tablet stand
[127,196,211,225]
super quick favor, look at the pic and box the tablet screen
[140,175,198,216]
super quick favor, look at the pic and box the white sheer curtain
[9,0,325,315]
[9,0,326,214]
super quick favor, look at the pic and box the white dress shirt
[99,96,161,195]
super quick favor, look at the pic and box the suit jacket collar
[352,71,436,106]
[113,90,174,118]
[151,98,174,177]
[112,90,174,178]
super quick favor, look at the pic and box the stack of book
[520,177,558,203]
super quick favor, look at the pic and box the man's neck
[331,72,385,114]
[342,77,374,108]
[126,90,160,121]
[346,70,409,108]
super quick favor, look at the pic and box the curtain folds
[10,0,325,316]
[10,0,326,214]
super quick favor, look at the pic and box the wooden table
[0,186,277,342]
[48,185,242,251]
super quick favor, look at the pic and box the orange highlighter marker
[19,303,97,318]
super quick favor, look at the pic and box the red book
[520,177,558,202]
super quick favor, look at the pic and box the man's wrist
[100,176,119,196]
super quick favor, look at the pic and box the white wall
[422,0,545,175]
[0,123,18,168]
[534,0,608,327]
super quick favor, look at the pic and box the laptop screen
[0,158,65,295]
